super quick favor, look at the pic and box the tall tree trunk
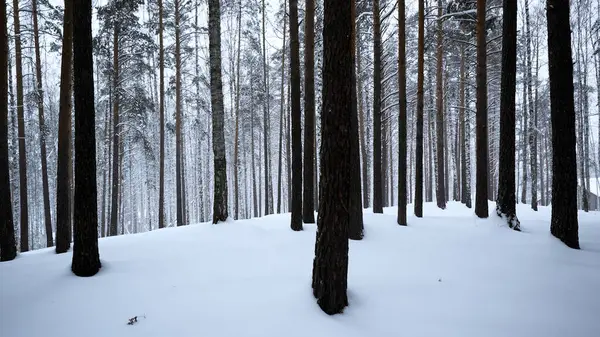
[311,0,350,314]
[459,45,468,205]
[372,0,383,214]
[175,0,184,227]
[397,0,407,226]
[13,0,28,252]
[520,35,528,204]
[234,0,242,220]
[496,0,520,229]
[32,0,53,247]
[194,0,204,222]
[547,0,579,249]
[277,0,287,215]
[158,0,166,229]
[414,0,424,217]
[303,0,316,223]
[71,0,101,276]
[357,24,369,207]
[262,0,273,216]
[209,0,229,224]
[251,77,258,218]
[290,0,303,231]
[435,0,446,210]
[287,82,292,211]
[524,0,537,211]
[348,0,364,239]
[109,23,120,237]
[56,0,73,253]
[475,0,489,218]
[0,0,17,261]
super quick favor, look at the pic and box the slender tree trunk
[234,0,242,220]
[277,0,287,214]
[209,0,229,223]
[56,0,73,253]
[0,0,17,261]
[496,0,520,229]
[357,26,369,207]
[547,0,579,248]
[158,0,166,229]
[251,77,258,218]
[475,0,489,218]
[372,0,383,214]
[415,0,424,217]
[71,0,101,276]
[460,45,468,205]
[520,35,528,204]
[303,0,316,223]
[525,0,537,211]
[287,82,292,211]
[311,0,351,314]
[194,0,204,222]
[290,0,303,231]
[13,0,28,252]
[397,0,407,226]
[109,23,120,237]
[262,0,273,216]
[435,0,446,210]
[175,0,184,226]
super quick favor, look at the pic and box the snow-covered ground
[1,202,599,337]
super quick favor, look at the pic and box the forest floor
[1,202,599,337]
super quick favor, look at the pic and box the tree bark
[311,0,350,314]
[0,0,17,261]
[277,0,287,214]
[303,0,316,223]
[290,0,303,231]
[414,0,425,217]
[496,0,520,230]
[56,0,74,253]
[547,0,579,249]
[175,0,185,226]
[71,0,101,276]
[435,0,446,210]
[209,0,229,224]
[372,0,383,214]
[234,0,242,220]
[475,0,489,218]
[525,0,537,211]
[158,0,166,229]
[397,0,407,226]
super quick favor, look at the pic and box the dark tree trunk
[13,0,28,252]
[372,0,383,214]
[158,0,166,229]
[209,0,229,224]
[71,0,101,276]
[32,0,53,247]
[414,0,425,217]
[397,0,407,226]
[312,0,351,314]
[475,0,489,218]
[435,0,446,210]
[109,23,120,236]
[303,0,316,224]
[290,0,303,231]
[348,0,364,240]
[496,0,520,230]
[234,0,242,220]
[56,0,73,253]
[547,0,579,249]
[0,0,17,261]
[175,0,184,227]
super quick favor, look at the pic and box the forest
[1,0,599,323]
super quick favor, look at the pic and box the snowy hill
[1,202,599,337]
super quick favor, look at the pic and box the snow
[1,202,600,337]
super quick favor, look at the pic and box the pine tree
[475,0,489,218]
[303,0,316,224]
[312,0,351,315]
[71,0,101,276]
[372,0,383,214]
[158,0,166,229]
[290,0,303,231]
[397,0,407,226]
[435,0,446,210]
[415,0,425,217]
[547,0,579,249]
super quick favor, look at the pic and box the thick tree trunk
[372,0,383,214]
[547,0,579,249]
[0,0,17,261]
[56,0,73,253]
[397,0,407,226]
[414,0,425,217]
[475,0,489,218]
[496,0,520,230]
[209,0,229,224]
[158,0,166,228]
[71,0,101,276]
[13,0,28,252]
[289,0,303,231]
[32,0,53,247]
[435,0,446,210]
[312,0,351,314]
[109,23,120,237]
[303,0,316,223]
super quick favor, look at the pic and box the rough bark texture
[496,0,520,230]
[56,0,73,253]
[311,0,351,315]
[290,0,303,231]
[209,0,229,224]
[303,0,316,224]
[348,0,364,240]
[475,0,489,218]
[175,0,184,227]
[414,0,424,217]
[397,0,407,226]
[158,0,165,229]
[546,0,579,249]
[13,0,28,252]
[234,0,242,220]
[435,0,446,210]
[372,0,383,214]
[0,0,17,261]
[71,0,101,276]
